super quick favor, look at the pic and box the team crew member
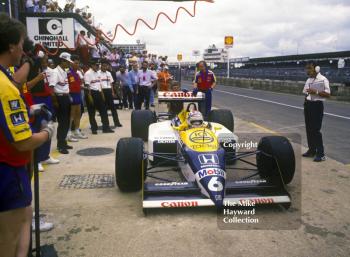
[193,61,216,117]
[50,52,73,154]
[137,61,157,110]
[84,60,114,134]
[0,13,54,257]
[100,60,122,127]
[67,55,88,141]
[116,65,134,110]
[129,63,139,108]
[302,63,331,162]
[30,53,59,170]
[157,65,173,91]
[149,62,158,107]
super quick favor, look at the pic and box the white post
[227,48,230,78]
[8,0,12,18]
[178,61,182,83]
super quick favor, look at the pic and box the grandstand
[210,51,350,86]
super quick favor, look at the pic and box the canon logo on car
[161,91,194,98]
[244,198,274,204]
[161,201,199,208]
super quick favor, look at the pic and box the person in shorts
[67,55,87,141]
[0,13,54,257]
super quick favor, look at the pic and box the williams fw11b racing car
[115,91,295,212]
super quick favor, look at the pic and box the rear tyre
[131,110,155,141]
[256,136,295,185]
[208,109,234,132]
[115,137,147,192]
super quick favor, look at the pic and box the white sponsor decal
[157,140,176,143]
[154,182,189,186]
[234,179,266,184]
[195,168,226,180]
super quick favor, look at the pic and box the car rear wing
[158,91,205,103]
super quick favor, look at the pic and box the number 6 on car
[208,177,223,192]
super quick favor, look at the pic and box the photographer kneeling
[0,14,54,257]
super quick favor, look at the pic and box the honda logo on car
[196,168,225,180]
[198,154,219,165]
[161,201,198,207]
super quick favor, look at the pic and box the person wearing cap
[157,65,173,91]
[84,60,114,134]
[50,52,73,154]
[100,60,122,127]
[302,62,331,162]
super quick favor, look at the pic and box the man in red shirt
[67,55,88,140]
[0,13,54,257]
[193,61,216,117]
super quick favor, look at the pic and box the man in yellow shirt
[0,14,53,257]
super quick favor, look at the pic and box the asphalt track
[183,81,350,164]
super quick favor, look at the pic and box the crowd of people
[0,11,180,256]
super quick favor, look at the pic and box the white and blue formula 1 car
[115,91,295,213]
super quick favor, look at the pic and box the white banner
[26,17,75,49]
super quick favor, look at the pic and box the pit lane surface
[183,81,350,164]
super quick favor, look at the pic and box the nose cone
[196,170,226,207]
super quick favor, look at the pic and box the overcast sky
[59,0,350,61]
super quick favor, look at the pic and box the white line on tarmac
[214,89,350,120]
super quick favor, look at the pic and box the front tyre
[131,110,155,141]
[115,137,147,192]
[256,136,295,185]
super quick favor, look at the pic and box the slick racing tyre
[256,136,295,185]
[208,109,234,132]
[131,110,155,141]
[115,137,147,192]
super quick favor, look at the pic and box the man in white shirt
[302,62,331,162]
[84,60,114,134]
[137,61,157,110]
[100,60,122,127]
[49,52,73,154]
[108,48,120,71]
[149,62,158,107]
